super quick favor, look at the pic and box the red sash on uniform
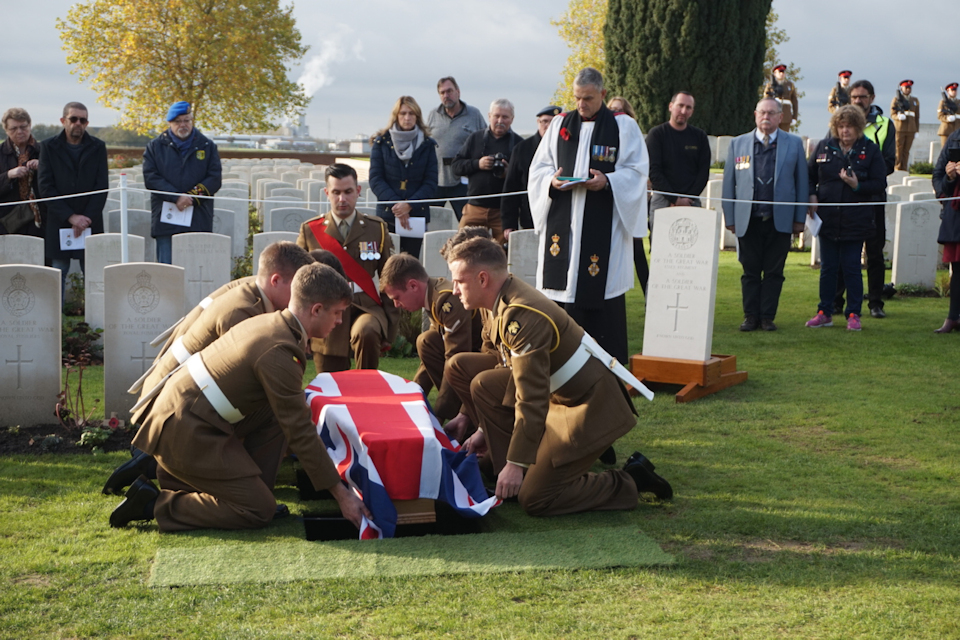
[308,218,382,304]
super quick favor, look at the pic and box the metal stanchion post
[120,172,129,263]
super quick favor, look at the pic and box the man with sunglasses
[37,102,108,301]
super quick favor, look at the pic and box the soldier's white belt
[186,353,245,424]
[549,333,654,400]
[149,296,213,347]
[170,336,192,365]
[777,98,790,104]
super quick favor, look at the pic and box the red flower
[108,416,120,429]
[560,127,570,141]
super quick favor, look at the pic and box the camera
[492,153,507,178]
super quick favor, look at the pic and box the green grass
[4,248,960,639]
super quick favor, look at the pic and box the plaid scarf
[13,136,41,225]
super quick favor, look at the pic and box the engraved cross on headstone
[130,341,151,375]
[667,293,688,332]
[908,243,926,272]
[5,344,33,390]
[188,265,215,288]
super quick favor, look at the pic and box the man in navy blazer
[722,98,808,331]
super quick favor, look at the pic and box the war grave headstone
[632,207,746,402]
[506,229,539,288]
[107,209,155,261]
[211,208,236,245]
[85,233,146,331]
[103,263,184,419]
[892,201,941,287]
[271,188,306,201]
[427,207,458,232]
[265,207,315,234]
[252,232,298,275]
[0,265,61,426]
[214,188,250,257]
[420,230,457,280]
[0,234,44,265]
[172,233,231,311]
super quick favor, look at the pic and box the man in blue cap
[143,101,222,263]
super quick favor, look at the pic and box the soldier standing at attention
[828,70,852,114]
[938,83,959,149]
[764,64,798,132]
[891,80,920,171]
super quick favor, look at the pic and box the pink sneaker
[805,311,833,327]
[846,313,861,331]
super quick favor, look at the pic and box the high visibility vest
[864,115,891,148]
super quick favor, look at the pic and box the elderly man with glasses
[37,101,108,300]
[143,101,222,264]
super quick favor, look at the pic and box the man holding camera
[452,99,522,245]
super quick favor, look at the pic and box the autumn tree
[550,0,608,109]
[57,0,309,134]
[604,0,771,135]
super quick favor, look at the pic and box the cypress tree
[605,0,771,135]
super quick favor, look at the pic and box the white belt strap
[186,353,245,423]
[199,296,214,309]
[549,333,654,401]
[170,336,192,365]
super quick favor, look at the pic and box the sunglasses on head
[68,116,88,124]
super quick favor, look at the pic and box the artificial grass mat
[149,525,673,586]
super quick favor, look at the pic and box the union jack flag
[305,370,501,539]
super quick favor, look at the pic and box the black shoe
[870,307,886,319]
[274,503,290,519]
[739,316,759,332]
[109,475,158,528]
[102,451,158,495]
[760,319,777,331]
[599,445,617,465]
[623,451,673,500]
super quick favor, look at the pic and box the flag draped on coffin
[305,369,501,539]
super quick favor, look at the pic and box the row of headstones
[694,172,943,287]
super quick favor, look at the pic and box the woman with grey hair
[0,108,44,236]
[805,104,887,331]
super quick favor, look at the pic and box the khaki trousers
[415,329,461,420]
[444,351,499,426]
[460,204,504,245]
[312,309,383,372]
[471,367,638,517]
[895,130,915,171]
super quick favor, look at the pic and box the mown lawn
[3,247,959,639]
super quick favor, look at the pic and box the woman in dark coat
[932,129,960,332]
[0,108,44,237]
[806,104,887,331]
[368,96,438,258]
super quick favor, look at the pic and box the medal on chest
[359,241,381,260]
[591,145,618,163]
[736,155,751,170]
[588,254,601,277]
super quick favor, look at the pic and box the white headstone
[642,207,720,361]
[103,263,184,418]
[909,192,937,201]
[707,136,718,164]
[265,207,315,234]
[85,233,146,331]
[172,233,232,311]
[252,232,298,275]
[107,209,155,261]
[700,180,735,250]
[262,196,301,225]
[0,235,44,265]
[715,136,733,165]
[0,266,61,426]
[271,187,306,201]
[883,194,902,258]
[281,171,302,185]
[892,201,940,287]
[506,229,539,287]
[214,189,250,257]
[211,208,236,248]
[260,181,294,205]
[809,234,821,266]
[427,207,458,232]
[420,230,457,280]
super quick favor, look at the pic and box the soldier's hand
[329,482,372,529]
[495,463,525,500]
[583,169,608,192]
[463,430,487,457]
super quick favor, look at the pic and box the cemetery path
[0,423,135,456]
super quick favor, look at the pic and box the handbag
[0,203,35,234]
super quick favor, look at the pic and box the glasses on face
[850,94,871,100]
[5,124,29,133]
[67,116,88,124]
[756,110,780,116]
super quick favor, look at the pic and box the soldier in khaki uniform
[296,164,398,372]
[938,82,960,148]
[108,263,371,531]
[828,70,852,114]
[763,64,799,132]
[891,79,921,171]
[380,253,485,428]
[446,238,671,517]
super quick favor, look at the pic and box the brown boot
[934,318,960,333]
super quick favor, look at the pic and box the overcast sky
[4,0,953,140]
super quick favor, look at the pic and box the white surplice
[528,113,649,303]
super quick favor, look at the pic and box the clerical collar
[754,129,779,144]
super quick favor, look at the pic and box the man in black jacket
[501,105,560,240]
[37,102,108,300]
[453,99,523,245]
[143,101,222,264]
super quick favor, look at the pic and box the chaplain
[527,67,649,365]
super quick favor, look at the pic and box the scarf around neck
[390,124,422,162]
[13,136,40,223]
[169,128,197,158]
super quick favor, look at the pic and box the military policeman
[828,70,852,114]
[938,83,960,148]
[764,64,799,131]
[891,80,920,171]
